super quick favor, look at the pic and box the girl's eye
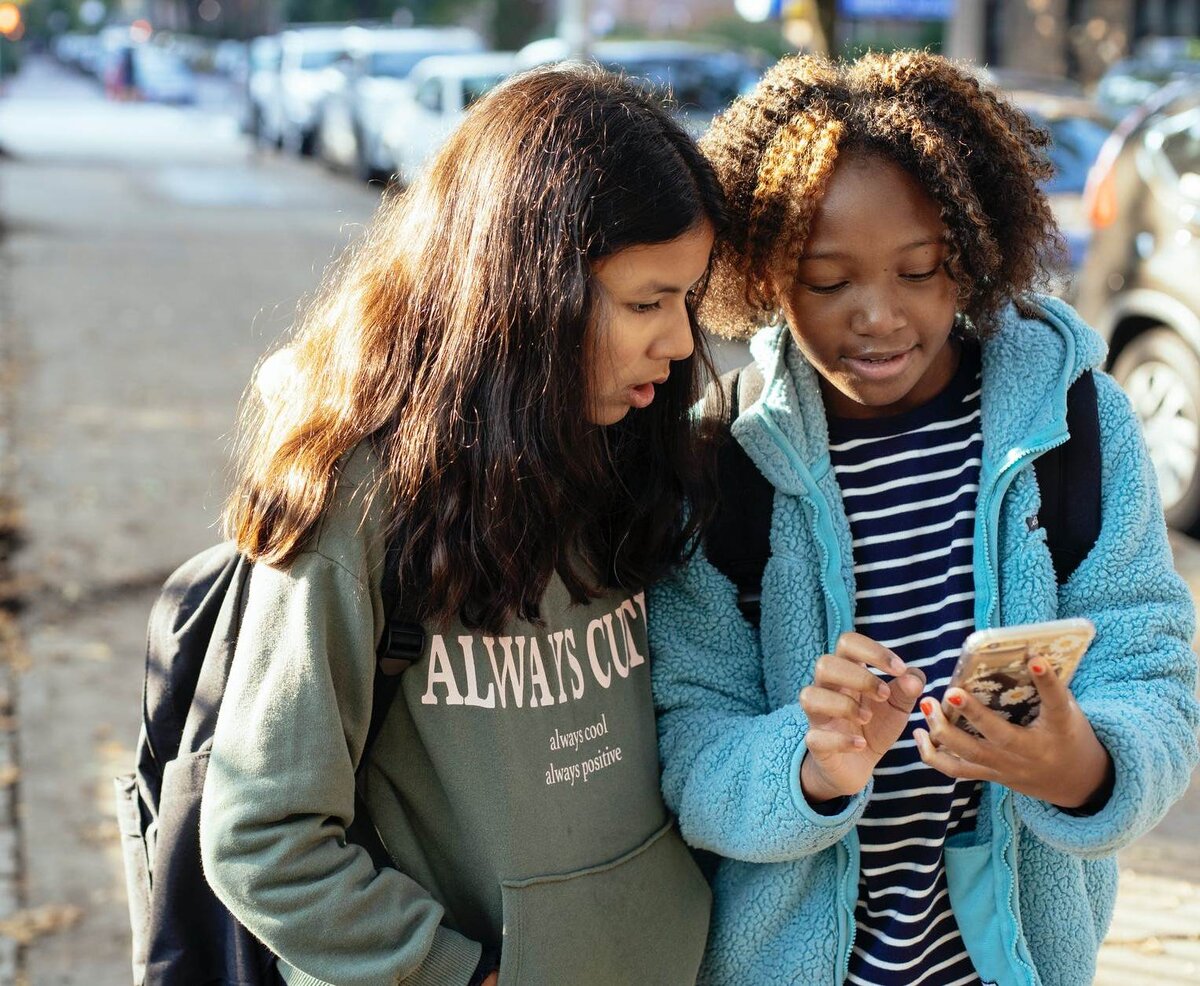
[631,301,662,313]
[806,282,847,296]
[902,268,939,282]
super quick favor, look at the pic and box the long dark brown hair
[225,65,727,632]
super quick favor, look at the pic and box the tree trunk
[490,0,551,51]
[817,0,838,55]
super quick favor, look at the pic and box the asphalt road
[0,54,1196,986]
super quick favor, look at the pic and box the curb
[0,193,21,983]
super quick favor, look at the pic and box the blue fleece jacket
[650,296,1200,986]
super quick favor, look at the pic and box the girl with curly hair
[650,51,1198,985]
[198,65,725,986]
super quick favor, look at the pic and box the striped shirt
[829,343,984,986]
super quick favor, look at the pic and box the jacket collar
[731,293,1107,492]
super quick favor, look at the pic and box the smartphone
[942,618,1095,734]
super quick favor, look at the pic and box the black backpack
[705,363,1102,627]
[113,540,423,986]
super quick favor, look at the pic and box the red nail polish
[947,693,964,707]
[920,699,934,716]
[1030,662,1046,675]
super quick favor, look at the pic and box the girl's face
[775,153,960,420]
[586,221,715,426]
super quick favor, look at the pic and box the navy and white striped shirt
[829,343,984,986]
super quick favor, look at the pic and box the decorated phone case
[943,618,1095,734]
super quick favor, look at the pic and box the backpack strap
[1033,370,1102,585]
[350,537,425,868]
[704,364,774,627]
[361,537,424,762]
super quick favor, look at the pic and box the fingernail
[876,682,891,701]
[947,692,964,707]
[890,657,907,675]
[858,707,873,724]
[920,699,934,717]
[1030,661,1046,675]
[852,736,867,750]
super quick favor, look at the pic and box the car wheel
[1112,327,1200,532]
[313,115,333,169]
[296,126,317,157]
[353,133,377,183]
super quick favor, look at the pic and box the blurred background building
[11,2,1200,79]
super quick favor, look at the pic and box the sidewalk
[1093,530,1200,984]
[1098,870,1200,984]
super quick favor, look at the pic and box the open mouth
[626,373,669,409]
[628,382,656,408]
[844,349,914,380]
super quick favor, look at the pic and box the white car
[517,38,765,138]
[243,34,281,138]
[255,27,352,155]
[380,52,518,187]
[316,25,484,180]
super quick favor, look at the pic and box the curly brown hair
[698,50,1064,338]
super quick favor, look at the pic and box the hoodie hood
[734,293,1108,489]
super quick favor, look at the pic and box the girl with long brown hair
[199,64,724,986]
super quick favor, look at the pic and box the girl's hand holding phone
[914,658,1112,809]
[799,632,927,804]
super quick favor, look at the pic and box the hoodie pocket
[497,820,710,986]
[945,840,1025,986]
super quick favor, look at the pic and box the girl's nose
[652,305,695,362]
[852,287,906,337]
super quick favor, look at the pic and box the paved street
[0,54,1197,985]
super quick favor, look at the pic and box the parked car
[249,27,351,154]
[59,25,127,78]
[213,38,248,81]
[1021,96,1112,292]
[976,71,1113,292]
[102,43,196,104]
[53,32,99,72]
[243,34,281,138]
[316,25,483,180]
[517,39,764,137]
[380,52,517,187]
[1096,55,1200,123]
[1075,82,1200,531]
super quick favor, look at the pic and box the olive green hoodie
[198,446,710,986]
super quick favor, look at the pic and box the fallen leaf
[0,905,83,943]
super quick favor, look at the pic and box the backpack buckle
[379,622,424,676]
